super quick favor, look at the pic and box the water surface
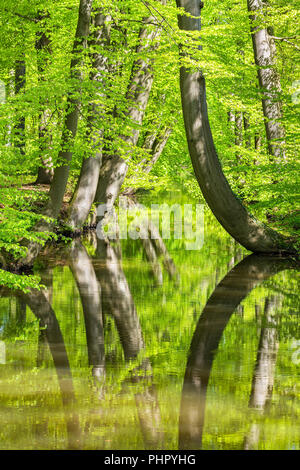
[0,192,299,450]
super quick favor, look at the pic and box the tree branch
[2,8,38,23]
[270,36,300,51]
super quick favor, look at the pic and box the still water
[0,192,299,450]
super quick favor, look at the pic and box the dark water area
[0,192,299,450]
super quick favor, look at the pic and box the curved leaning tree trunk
[176,0,294,254]
[247,0,286,161]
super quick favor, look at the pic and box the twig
[2,8,38,23]
[139,0,179,46]
[270,35,300,51]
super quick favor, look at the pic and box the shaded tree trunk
[176,0,294,254]
[14,58,26,155]
[142,127,172,174]
[46,0,93,219]
[234,111,243,161]
[247,0,286,161]
[122,126,172,197]
[17,0,93,267]
[243,113,251,148]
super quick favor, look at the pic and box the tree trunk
[16,0,93,267]
[243,113,251,148]
[234,111,243,161]
[176,0,294,254]
[247,0,286,161]
[94,4,166,218]
[35,11,54,185]
[66,10,112,229]
[46,0,93,219]
[14,58,26,155]
[143,127,172,174]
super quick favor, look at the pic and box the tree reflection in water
[179,254,296,450]
[18,287,82,450]
[0,238,298,450]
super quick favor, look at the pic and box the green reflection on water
[0,192,299,450]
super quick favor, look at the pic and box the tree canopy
[0,0,299,289]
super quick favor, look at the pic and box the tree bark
[66,10,112,229]
[35,11,54,185]
[14,58,26,155]
[247,0,286,161]
[16,0,93,267]
[176,0,294,254]
[94,4,166,218]
[234,111,243,161]
[46,0,93,219]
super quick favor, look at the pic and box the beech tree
[247,0,286,161]
[93,1,167,223]
[0,0,298,289]
[176,0,294,253]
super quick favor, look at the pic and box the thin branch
[270,35,300,51]
[2,8,38,23]
[143,0,177,34]
[139,0,179,46]
[118,19,160,26]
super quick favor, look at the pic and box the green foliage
[0,0,299,291]
[0,269,42,292]
[0,194,298,449]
